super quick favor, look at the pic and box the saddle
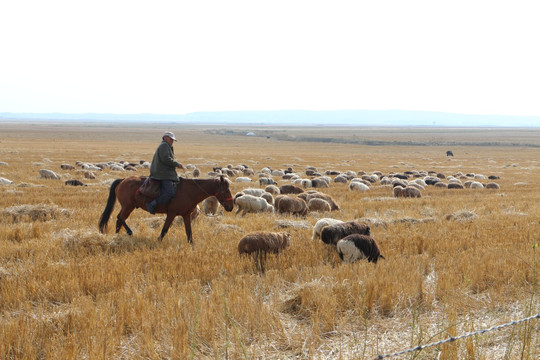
[136,177,181,199]
[137,177,160,199]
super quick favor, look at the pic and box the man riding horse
[146,131,184,214]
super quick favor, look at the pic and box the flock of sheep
[1,159,502,272]
[195,163,500,271]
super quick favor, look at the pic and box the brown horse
[99,175,234,243]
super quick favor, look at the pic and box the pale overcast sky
[1,0,539,116]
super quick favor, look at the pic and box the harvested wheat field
[0,122,539,359]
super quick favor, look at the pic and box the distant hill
[1,110,539,127]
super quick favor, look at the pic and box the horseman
[146,131,184,214]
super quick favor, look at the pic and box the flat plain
[0,121,539,359]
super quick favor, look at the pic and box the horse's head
[215,175,234,212]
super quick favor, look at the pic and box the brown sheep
[486,182,500,189]
[279,184,304,195]
[201,196,220,215]
[305,192,340,211]
[65,179,86,186]
[307,198,331,212]
[447,183,464,189]
[264,185,280,195]
[238,231,291,255]
[274,194,285,209]
[337,234,385,263]
[277,196,309,216]
[238,231,291,272]
[321,221,371,245]
[311,177,330,188]
[393,186,422,198]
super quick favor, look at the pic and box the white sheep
[312,218,344,240]
[0,177,14,185]
[234,194,274,216]
[349,182,370,192]
[235,177,253,183]
[39,169,60,180]
[301,179,312,188]
[470,181,484,189]
[241,188,267,197]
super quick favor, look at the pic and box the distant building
[246,132,256,136]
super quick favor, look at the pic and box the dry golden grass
[0,122,539,359]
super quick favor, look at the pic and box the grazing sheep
[446,150,454,156]
[447,183,464,189]
[238,231,291,255]
[277,196,309,216]
[407,182,425,191]
[234,194,274,216]
[65,179,86,186]
[0,177,14,185]
[261,192,274,205]
[393,186,422,198]
[84,171,96,179]
[349,182,370,192]
[311,177,330,188]
[305,167,318,176]
[264,185,280,195]
[424,176,441,185]
[39,169,60,180]
[236,177,253,183]
[308,198,331,212]
[486,182,500,189]
[312,218,344,240]
[470,181,484,189]
[321,221,371,245]
[488,175,500,180]
[241,188,267,197]
[201,196,220,215]
[305,192,340,211]
[299,179,312,188]
[61,164,75,170]
[259,177,277,186]
[380,177,392,185]
[334,175,349,184]
[238,231,291,272]
[337,234,385,263]
[279,184,304,194]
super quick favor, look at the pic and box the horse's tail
[99,178,124,233]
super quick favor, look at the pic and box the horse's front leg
[158,213,176,241]
[183,215,193,245]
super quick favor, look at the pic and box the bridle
[214,179,234,202]
[192,177,233,203]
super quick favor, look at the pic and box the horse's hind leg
[116,205,135,235]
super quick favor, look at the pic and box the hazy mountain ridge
[1,110,539,127]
